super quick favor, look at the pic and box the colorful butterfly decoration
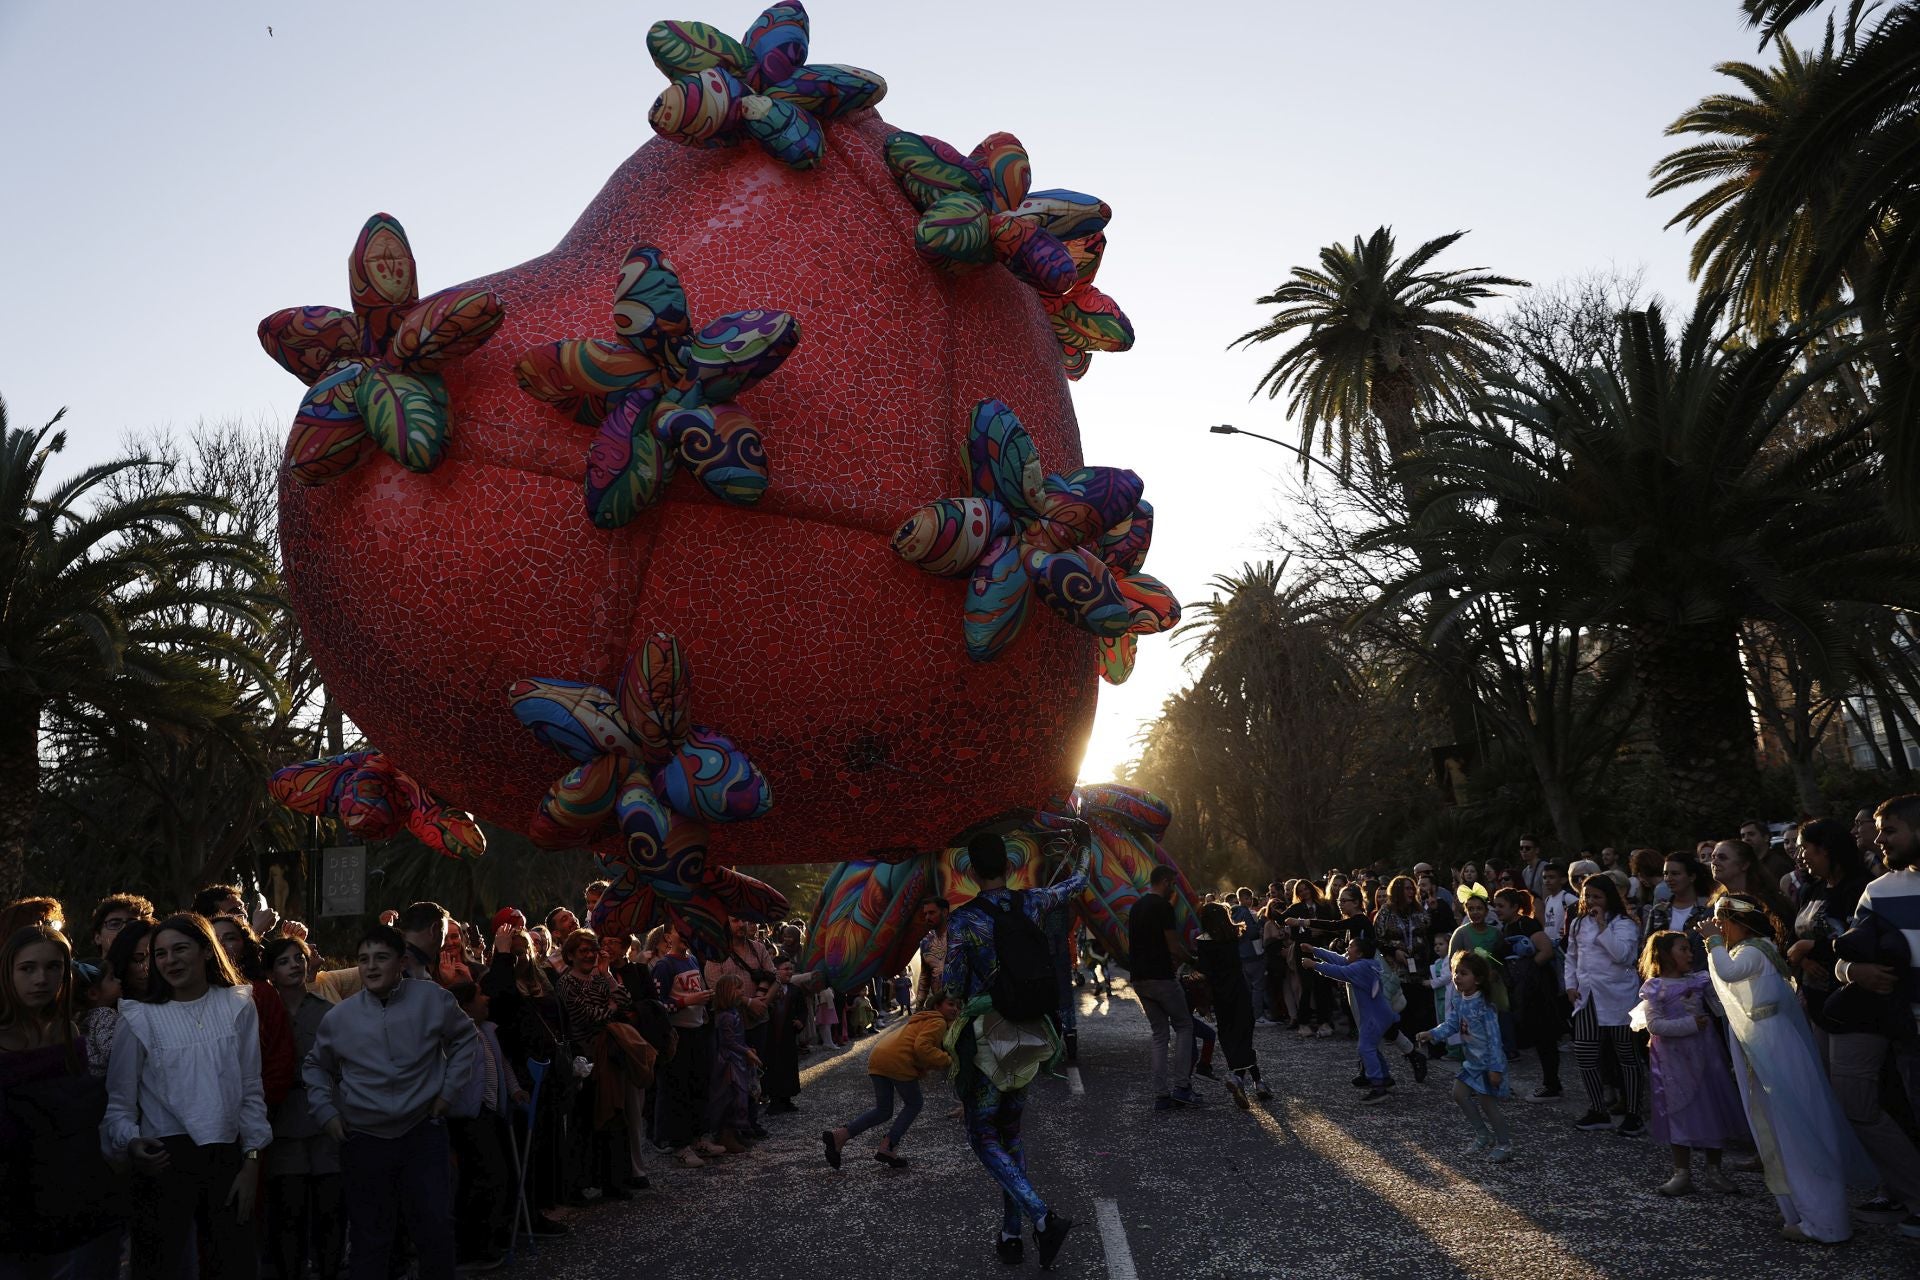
[514,246,796,529]
[883,131,1134,380]
[258,214,506,485]
[508,633,781,954]
[646,1,886,170]
[890,398,1179,684]
[267,750,485,860]
[800,784,1198,992]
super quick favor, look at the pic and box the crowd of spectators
[0,878,889,1278]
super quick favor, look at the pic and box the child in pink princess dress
[815,983,840,1046]
[1631,931,1748,1196]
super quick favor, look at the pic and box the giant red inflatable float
[267,3,1164,886]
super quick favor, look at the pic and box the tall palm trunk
[1631,622,1760,832]
[1377,374,1482,753]
[0,697,41,900]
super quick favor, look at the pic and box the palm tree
[1232,227,1526,476]
[1387,294,1920,832]
[1725,2,1920,521]
[0,398,277,897]
[1172,561,1367,871]
[1234,229,1526,750]
[1649,31,1849,330]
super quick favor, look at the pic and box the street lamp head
[1208,424,1238,435]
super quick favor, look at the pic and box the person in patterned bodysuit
[943,831,1087,1270]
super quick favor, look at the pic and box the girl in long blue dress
[1703,894,1875,1244]
[1418,950,1512,1162]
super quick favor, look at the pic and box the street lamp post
[1207,424,1389,517]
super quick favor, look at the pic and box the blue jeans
[845,1075,924,1148]
[1241,954,1268,1016]
[341,1119,454,1280]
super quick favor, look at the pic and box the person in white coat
[1564,875,1647,1137]
[1703,893,1875,1244]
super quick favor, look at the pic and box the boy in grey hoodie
[303,923,478,1280]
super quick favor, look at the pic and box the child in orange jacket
[822,993,957,1169]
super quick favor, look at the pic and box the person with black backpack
[941,830,1088,1271]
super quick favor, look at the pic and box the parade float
[262,3,1179,957]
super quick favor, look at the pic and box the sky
[0,0,1796,783]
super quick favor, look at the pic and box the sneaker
[1658,1173,1694,1197]
[1899,1213,1920,1239]
[1466,1134,1493,1155]
[1170,1086,1203,1107]
[1573,1110,1614,1132]
[1296,1024,1315,1039]
[1484,1146,1513,1164]
[1316,1025,1334,1039]
[1407,1051,1428,1084]
[820,1131,841,1170]
[1523,1086,1562,1104]
[1360,1087,1392,1104]
[1034,1214,1075,1270]
[1193,1062,1216,1079]
[874,1148,908,1169]
[676,1147,707,1168]
[996,1236,1025,1265]
[1351,1073,1373,1088]
[1855,1195,1906,1224]
[1225,1076,1250,1111]
[1616,1115,1646,1139]
[1254,1084,1274,1102]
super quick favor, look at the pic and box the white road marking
[1066,1065,1084,1096]
[1093,1198,1138,1280]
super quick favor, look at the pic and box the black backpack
[976,891,1058,1021]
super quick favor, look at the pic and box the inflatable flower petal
[885,132,1128,378]
[591,813,788,958]
[512,635,775,952]
[258,214,506,485]
[1041,230,1135,381]
[894,399,1177,676]
[800,784,1197,990]
[268,750,485,860]
[514,245,793,527]
[647,3,885,171]
[651,725,774,823]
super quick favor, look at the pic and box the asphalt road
[500,982,1916,1279]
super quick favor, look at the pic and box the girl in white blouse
[1564,876,1649,1138]
[104,912,271,1280]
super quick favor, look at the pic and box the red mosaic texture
[278,111,1101,868]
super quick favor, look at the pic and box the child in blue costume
[1418,950,1513,1162]
[1302,935,1396,1103]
